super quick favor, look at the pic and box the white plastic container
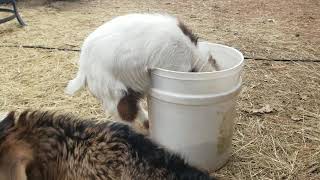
[147,42,244,171]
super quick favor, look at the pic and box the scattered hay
[0,0,319,179]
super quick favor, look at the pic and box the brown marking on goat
[117,88,143,122]
[178,20,199,45]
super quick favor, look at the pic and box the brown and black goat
[0,110,216,180]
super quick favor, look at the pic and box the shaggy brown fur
[0,110,216,180]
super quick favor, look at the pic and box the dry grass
[221,60,320,179]
[0,0,320,179]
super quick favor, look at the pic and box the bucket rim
[151,42,244,80]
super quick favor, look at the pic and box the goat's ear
[146,67,154,75]
[0,111,15,133]
[0,112,31,180]
[0,143,33,180]
[208,55,216,65]
[208,55,220,71]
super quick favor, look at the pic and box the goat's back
[0,110,216,180]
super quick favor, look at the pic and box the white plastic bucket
[147,42,244,171]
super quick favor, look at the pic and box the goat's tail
[65,72,86,95]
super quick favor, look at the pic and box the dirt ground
[0,0,319,179]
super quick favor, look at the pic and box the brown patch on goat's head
[117,89,143,122]
[0,111,34,180]
[178,20,199,45]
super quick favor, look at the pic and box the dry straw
[1,0,319,179]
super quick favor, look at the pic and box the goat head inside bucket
[147,42,244,171]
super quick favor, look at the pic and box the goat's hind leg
[102,86,147,128]
[102,98,119,121]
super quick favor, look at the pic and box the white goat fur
[66,13,214,124]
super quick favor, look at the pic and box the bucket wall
[148,42,244,170]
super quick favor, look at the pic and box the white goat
[66,13,215,128]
